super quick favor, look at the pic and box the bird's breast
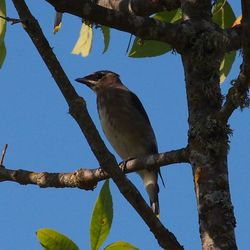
[98,105,132,158]
[97,93,151,159]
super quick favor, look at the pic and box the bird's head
[75,70,121,92]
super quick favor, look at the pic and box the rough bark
[96,0,180,16]
[0,148,189,189]
[181,1,237,249]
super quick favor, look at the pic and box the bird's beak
[75,76,96,89]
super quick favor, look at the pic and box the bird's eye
[95,73,103,80]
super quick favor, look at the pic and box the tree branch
[0,144,8,166]
[11,1,184,248]
[45,0,241,55]
[96,0,180,16]
[45,0,179,47]
[53,0,180,31]
[0,148,189,188]
[218,1,250,122]
[224,25,242,52]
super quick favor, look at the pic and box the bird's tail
[138,170,160,217]
[146,183,160,217]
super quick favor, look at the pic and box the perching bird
[76,70,161,216]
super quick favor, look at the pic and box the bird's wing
[129,91,166,187]
[129,91,158,153]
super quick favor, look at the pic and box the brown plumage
[76,70,161,216]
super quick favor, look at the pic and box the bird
[76,70,161,216]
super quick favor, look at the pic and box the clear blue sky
[1,1,249,250]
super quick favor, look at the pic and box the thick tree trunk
[180,1,237,249]
[183,54,237,249]
[182,38,237,250]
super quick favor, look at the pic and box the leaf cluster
[37,180,139,250]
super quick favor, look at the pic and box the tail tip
[151,201,160,218]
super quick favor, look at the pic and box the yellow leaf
[0,0,6,43]
[232,16,242,27]
[72,22,93,57]
[53,12,63,34]
[0,0,6,68]
[53,23,62,34]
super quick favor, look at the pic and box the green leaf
[0,0,6,68]
[72,22,93,57]
[129,39,171,58]
[104,241,139,250]
[90,180,113,250]
[212,1,236,29]
[129,9,181,58]
[154,8,182,23]
[101,26,110,53]
[212,0,227,15]
[0,40,6,68]
[219,51,236,83]
[213,1,236,83]
[36,228,79,250]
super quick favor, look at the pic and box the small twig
[126,34,133,54]
[0,144,8,166]
[0,15,22,25]
[219,0,250,122]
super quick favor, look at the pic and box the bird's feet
[119,157,136,172]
